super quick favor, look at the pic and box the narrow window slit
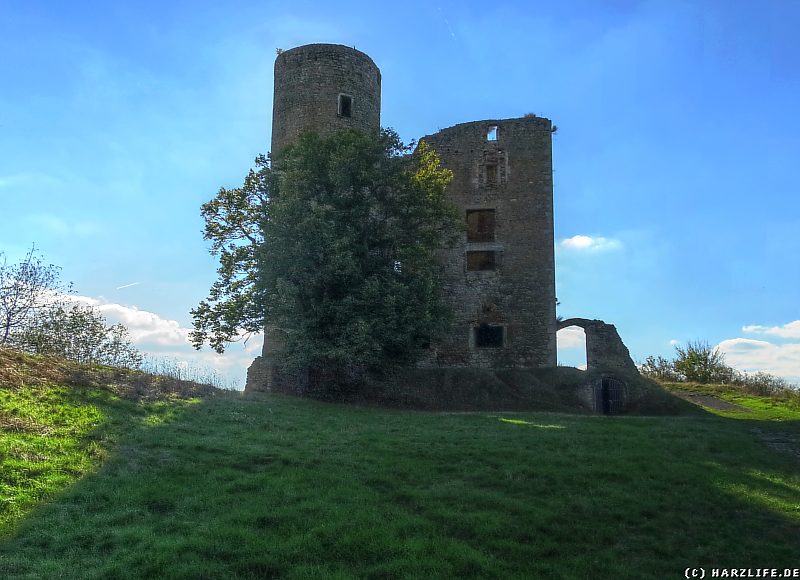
[338,94,353,118]
[485,163,498,187]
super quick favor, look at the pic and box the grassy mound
[0,348,222,401]
[1,348,799,578]
[662,380,800,420]
[0,348,226,534]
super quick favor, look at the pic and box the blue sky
[1,0,798,386]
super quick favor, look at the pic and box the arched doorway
[556,317,637,374]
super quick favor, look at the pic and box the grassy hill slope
[1,349,799,578]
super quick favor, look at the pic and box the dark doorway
[594,377,625,415]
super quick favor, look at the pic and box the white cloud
[559,235,622,252]
[557,325,586,348]
[742,320,800,339]
[138,334,262,389]
[717,337,800,385]
[63,294,260,389]
[71,295,189,347]
[669,339,680,346]
[242,334,263,355]
[720,320,800,384]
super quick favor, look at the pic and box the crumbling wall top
[558,318,638,374]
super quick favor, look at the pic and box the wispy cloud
[559,235,622,252]
[742,320,800,339]
[115,282,141,290]
[437,7,457,40]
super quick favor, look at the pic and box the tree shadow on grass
[0,393,798,579]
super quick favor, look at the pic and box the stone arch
[556,324,587,370]
[556,318,637,374]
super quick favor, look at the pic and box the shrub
[641,340,797,400]
[640,355,681,382]
[732,370,790,397]
[15,304,141,368]
[673,340,731,383]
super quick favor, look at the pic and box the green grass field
[1,350,799,579]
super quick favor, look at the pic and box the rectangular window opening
[338,94,353,118]
[466,209,496,242]
[485,163,498,187]
[487,125,498,141]
[466,250,496,271]
[475,324,503,348]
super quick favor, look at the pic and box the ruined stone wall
[420,117,557,368]
[271,44,381,154]
[557,318,638,374]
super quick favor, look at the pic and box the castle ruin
[245,43,636,396]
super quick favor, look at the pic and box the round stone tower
[246,44,382,393]
[271,44,381,155]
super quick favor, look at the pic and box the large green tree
[191,128,460,374]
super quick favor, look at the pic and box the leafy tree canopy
[192,128,460,373]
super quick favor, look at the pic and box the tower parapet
[271,44,381,155]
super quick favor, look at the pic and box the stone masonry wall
[271,44,381,154]
[557,318,638,373]
[420,117,557,368]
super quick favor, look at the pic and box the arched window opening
[557,325,587,370]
